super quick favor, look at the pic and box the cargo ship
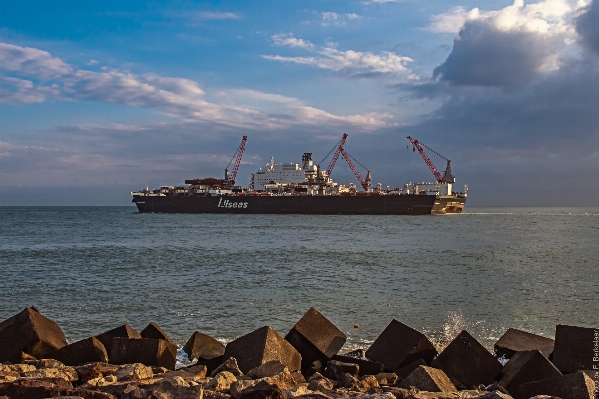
[131,135,467,215]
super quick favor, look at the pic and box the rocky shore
[0,307,596,399]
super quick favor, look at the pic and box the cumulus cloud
[272,33,314,48]
[0,42,394,131]
[431,0,574,86]
[575,0,599,54]
[195,11,240,20]
[263,35,413,77]
[320,11,361,26]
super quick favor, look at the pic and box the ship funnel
[302,153,313,169]
[443,160,455,183]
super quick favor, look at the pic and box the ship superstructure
[131,134,467,215]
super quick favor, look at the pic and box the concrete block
[325,359,359,380]
[183,331,225,361]
[285,308,346,373]
[393,358,427,378]
[365,319,437,371]
[552,324,597,373]
[95,324,141,360]
[497,350,561,399]
[332,354,384,377]
[140,322,174,344]
[224,326,301,374]
[51,337,108,366]
[519,371,595,399]
[430,330,502,387]
[399,365,457,393]
[109,337,178,370]
[494,328,554,359]
[0,307,68,362]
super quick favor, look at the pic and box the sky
[0,0,598,206]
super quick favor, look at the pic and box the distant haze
[1,0,598,206]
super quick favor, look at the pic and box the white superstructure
[250,153,322,191]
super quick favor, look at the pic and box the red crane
[340,146,372,191]
[225,136,248,186]
[317,133,349,178]
[406,136,454,183]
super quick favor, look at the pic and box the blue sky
[1,0,598,206]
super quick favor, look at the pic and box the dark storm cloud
[432,19,568,87]
[576,0,599,55]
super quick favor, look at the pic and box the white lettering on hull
[217,198,249,209]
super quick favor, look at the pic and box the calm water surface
[1,206,597,350]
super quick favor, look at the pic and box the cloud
[431,0,574,86]
[575,0,599,54]
[0,42,73,80]
[263,36,413,77]
[272,33,314,49]
[195,11,240,20]
[86,59,98,66]
[320,11,361,26]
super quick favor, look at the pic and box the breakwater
[0,306,596,399]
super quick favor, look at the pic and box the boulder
[0,307,68,362]
[393,358,427,378]
[224,326,302,374]
[207,370,239,393]
[108,337,178,370]
[51,337,108,366]
[496,350,562,399]
[20,366,79,382]
[212,357,244,377]
[332,354,385,377]
[494,328,554,360]
[399,365,457,393]
[75,363,119,382]
[365,320,437,371]
[551,324,597,373]
[0,378,73,399]
[95,324,141,359]
[112,378,203,399]
[113,362,153,381]
[474,392,514,399]
[238,380,286,399]
[519,371,595,399]
[374,372,399,386]
[196,355,226,375]
[183,331,226,360]
[325,360,359,381]
[285,308,347,374]
[140,322,174,344]
[247,360,289,379]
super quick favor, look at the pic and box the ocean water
[1,206,597,352]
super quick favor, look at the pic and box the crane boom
[323,133,348,177]
[225,136,248,185]
[406,136,444,183]
[340,146,372,191]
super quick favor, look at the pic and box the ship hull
[132,194,438,215]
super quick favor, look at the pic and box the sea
[1,206,598,354]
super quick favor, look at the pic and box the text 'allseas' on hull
[131,194,465,215]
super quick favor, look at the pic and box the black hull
[132,194,438,215]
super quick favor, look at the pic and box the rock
[212,357,245,377]
[108,337,178,370]
[20,366,79,382]
[248,360,289,379]
[179,363,209,378]
[430,330,502,387]
[29,358,65,368]
[355,375,380,392]
[496,350,561,399]
[307,377,335,392]
[79,374,118,388]
[207,371,240,393]
[197,355,226,375]
[114,363,153,381]
[75,363,119,382]
[95,324,141,359]
[393,359,427,379]
[331,355,384,377]
[140,322,175,344]
[365,320,437,371]
[551,324,597,373]
[493,328,554,360]
[519,371,595,399]
[224,326,302,374]
[473,392,513,399]
[398,365,456,393]
[152,366,169,374]
[325,360,359,381]
[285,308,347,374]
[239,380,286,399]
[0,307,68,362]
[284,385,315,398]
[0,363,36,373]
[0,378,73,399]
[51,337,108,366]
[526,396,561,399]
[373,373,399,386]
[117,378,204,399]
[184,331,226,360]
